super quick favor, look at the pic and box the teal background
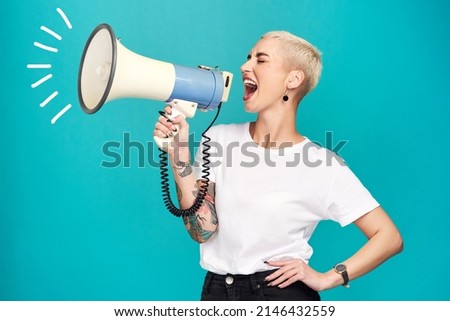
[2,0,449,300]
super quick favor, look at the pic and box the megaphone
[78,23,233,149]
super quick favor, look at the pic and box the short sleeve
[324,161,380,226]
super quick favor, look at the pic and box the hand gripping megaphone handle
[153,99,198,151]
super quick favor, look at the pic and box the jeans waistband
[206,270,276,291]
[208,270,275,280]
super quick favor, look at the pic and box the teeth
[244,79,257,87]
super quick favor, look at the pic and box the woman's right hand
[153,104,190,157]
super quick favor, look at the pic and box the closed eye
[256,52,270,63]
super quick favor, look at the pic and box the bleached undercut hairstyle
[262,31,322,94]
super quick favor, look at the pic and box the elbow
[192,234,215,244]
[188,229,217,244]
[199,229,217,243]
[196,235,212,244]
[396,236,404,255]
[391,230,404,256]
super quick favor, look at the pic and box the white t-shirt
[193,122,379,275]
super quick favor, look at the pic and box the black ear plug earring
[282,88,290,102]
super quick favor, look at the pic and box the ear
[286,70,305,89]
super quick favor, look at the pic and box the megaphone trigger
[153,99,198,152]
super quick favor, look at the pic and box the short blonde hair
[262,31,322,94]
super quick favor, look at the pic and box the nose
[240,59,251,74]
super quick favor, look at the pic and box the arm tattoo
[178,164,192,177]
[173,160,192,178]
[183,214,215,241]
[182,181,217,242]
[175,183,182,202]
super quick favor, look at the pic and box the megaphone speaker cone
[78,23,117,114]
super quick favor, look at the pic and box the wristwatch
[334,263,350,288]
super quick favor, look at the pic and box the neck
[250,102,304,148]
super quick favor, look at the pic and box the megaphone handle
[153,100,198,151]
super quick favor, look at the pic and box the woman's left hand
[264,259,328,291]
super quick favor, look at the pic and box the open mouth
[243,78,257,101]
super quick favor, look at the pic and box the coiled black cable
[159,103,222,217]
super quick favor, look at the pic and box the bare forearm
[169,150,218,243]
[323,227,403,289]
[170,150,198,209]
[322,207,403,290]
[350,228,401,276]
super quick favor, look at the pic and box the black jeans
[201,270,320,301]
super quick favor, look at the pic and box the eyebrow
[247,52,271,60]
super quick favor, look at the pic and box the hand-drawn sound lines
[27,7,73,124]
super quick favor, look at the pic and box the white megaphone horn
[78,23,233,150]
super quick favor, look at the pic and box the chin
[243,101,257,113]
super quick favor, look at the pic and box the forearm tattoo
[182,181,218,242]
[184,213,215,242]
[173,160,192,178]
[175,183,182,202]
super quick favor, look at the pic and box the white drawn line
[40,91,59,107]
[56,8,72,30]
[51,104,72,124]
[40,26,62,40]
[31,74,53,88]
[34,41,58,53]
[27,64,51,69]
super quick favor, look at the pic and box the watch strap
[334,263,350,288]
[341,270,349,288]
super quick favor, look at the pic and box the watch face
[335,264,346,273]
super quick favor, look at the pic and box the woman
[153,31,403,301]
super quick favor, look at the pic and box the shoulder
[206,122,249,142]
[209,122,248,134]
[301,139,347,168]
